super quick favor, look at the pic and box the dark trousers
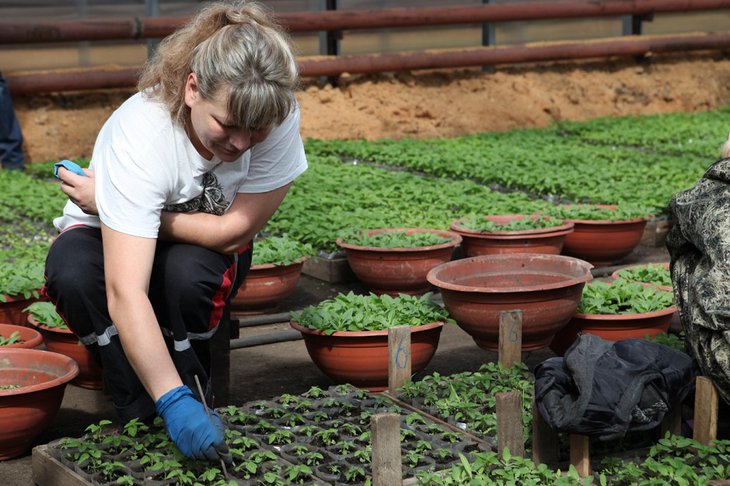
[43,226,252,424]
[0,72,24,170]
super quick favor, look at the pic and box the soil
[1,51,726,484]
[11,51,730,164]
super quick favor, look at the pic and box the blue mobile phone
[53,160,87,178]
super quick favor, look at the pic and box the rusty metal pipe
[6,33,730,95]
[278,0,730,31]
[0,16,188,45]
[1,1,730,45]
[298,32,730,77]
[7,67,140,95]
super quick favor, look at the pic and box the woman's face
[184,73,271,162]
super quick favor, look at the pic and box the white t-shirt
[54,91,307,238]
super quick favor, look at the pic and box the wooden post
[570,434,590,477]
[371,413,402,486]
[499,310,522,369]
[496,391,525,458]
[693,376,719,445]
[531,393,559,466]
[388,325,411,394]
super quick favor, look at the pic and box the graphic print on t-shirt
[164,172,227,215]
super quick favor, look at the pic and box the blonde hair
[723,132,730,159]
[137,1,298,130]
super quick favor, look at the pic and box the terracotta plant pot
[610,262,672,291]
[0,348,79,460]
[450,214,574,256]
[27,315,104,390]
[426,253,593,351]
[0,323,43,349]
[231,257,307,314]
[550,304,678,356]
[0,294,37,326]
[336,228,462,296]
[560,205,648,267]
[289,320,444,392]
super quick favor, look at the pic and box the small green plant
[302,450,325,466]
[308,410,329,423]
[277,392,301,406]
[0,330,21,346]
[252,235,314,266]
[0,384,21,390]
[340,229,452,248]
[266,428,294,446]
[338,421,363,436]
[650,331,686,352]
[547,203,651,221]
[597,434,730,484]
[292,399,313,413]
[432,447,455,462]
[313,427,340,446]
[252,419,275,434]
[440,431,462,444]
[333,440,358,455]
[221,405,257,425]
[0,257,44,300]
[404,450,425,468]
[295,424,319,437]
[414,439,433,454]
[614,263,672,287]
[577,278,674,314]
[353,448,371,464]
[284,464,313,484]
[291,291,452,334]
[286,444,309,457]
[97,459,128,483]
[457,213,562,232]
[400,429,418,441]
[404,412,428,426]
[24,301,67,329]
[344,465,368,482]
[302,385,326,399]
[280,411,306,427]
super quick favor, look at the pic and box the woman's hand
[57,166,98,215]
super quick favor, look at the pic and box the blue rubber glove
[155,385,230,462]
[53,160,86,178]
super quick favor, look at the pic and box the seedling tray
[32,385,490,486]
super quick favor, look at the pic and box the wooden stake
[531,392,559,466]
[569,434,590,477]
[499,310,522,369]
[371,413,402,486]
[388,325,411,394]
[496,391,525,458]
[694,376,719,446]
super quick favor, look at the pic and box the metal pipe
[6,32,730,95]
[230,330,303,349]
[6,67,140,95]
[278,0,730,32]
[1,1,729,45]
[297,32,730,77]
[235,312,291,328]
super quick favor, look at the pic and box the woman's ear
[183,73,199,108]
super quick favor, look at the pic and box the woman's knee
[154,243,234,302]
[45,229,104,299]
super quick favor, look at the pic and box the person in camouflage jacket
[665,138,730,405]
